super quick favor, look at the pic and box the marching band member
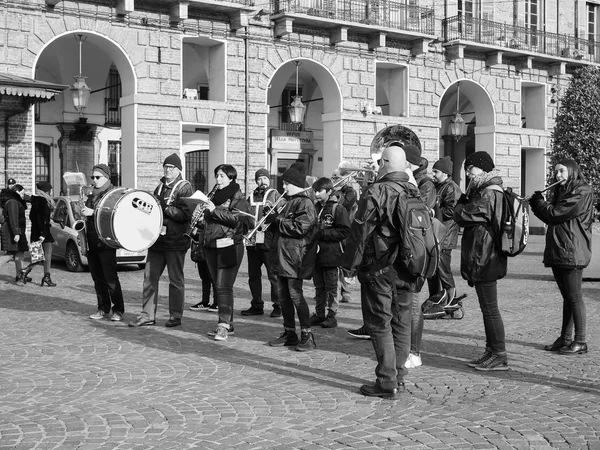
[201,164,249,341]
[83,164,125,321]
[129,153,193,328]
[241,168,282,318]
[267,163,318,352]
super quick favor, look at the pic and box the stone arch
[32,30,138,189]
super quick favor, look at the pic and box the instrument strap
[158,179,190,205]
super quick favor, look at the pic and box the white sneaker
[89,310,109,320]
[207,325,234,337]
[213,326,228,341]
[404,353,422,369]
[110,311,123,322]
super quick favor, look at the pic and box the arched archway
[265,58,343,184]
[439,79,495,190]
[33,31,137,191]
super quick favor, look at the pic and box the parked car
[50,196,147,272]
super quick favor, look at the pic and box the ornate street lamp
[70,34,91,117]
[449,82,468,142]
[288,61,306,129]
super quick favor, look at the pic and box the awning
[0,74,68,100]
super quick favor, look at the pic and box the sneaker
[241,306,264,316]
[110,311,123,322]
[321,314,338,328]
[347,325,371,340]
[213,326,228,341]
[423,303,446,319]
[189,303,210,311]
[89,310,109,320]
[296,331,316,352]
[207,325,234,337]
[404,353,422,369]
[269,329,299,347]
[474,353,509,371]
[270,305,282,318]
[207,304,218,312]
[467,348,493,368]
[309,313,326,326]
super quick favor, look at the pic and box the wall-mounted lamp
[70,34,91,117]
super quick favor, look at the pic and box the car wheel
[65,241,84,272]
[138,263,146,270]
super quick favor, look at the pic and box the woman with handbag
[529,158,594,355]
[198,164,249,341]
[0,184,30,284]
[29,181,56,286]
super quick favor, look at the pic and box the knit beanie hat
[255,168,270,182]
[7,177,16,186]
[402,144,422,165]
[36,181,53,193]
[433,156,453,176]
[92,163,112,179]
[282,162,307,188]
[163,153,182,170]
[464,151,495,173]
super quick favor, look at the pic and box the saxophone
[185,184,218,241]
[73,185,90,256]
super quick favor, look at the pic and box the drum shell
[95,188,163,252]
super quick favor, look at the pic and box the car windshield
[71,201,83,221]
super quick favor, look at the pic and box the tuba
[73,185,91,257]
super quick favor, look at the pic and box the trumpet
[73,184,91,256]
[335,166,378,188]
[244,194,289,243]
[185,184,218,241]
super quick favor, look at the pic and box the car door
[51,198,70,259]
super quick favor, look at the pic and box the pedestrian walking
[28,181,57,287]
[0,184,30,284]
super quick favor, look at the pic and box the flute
[524,180,563,201]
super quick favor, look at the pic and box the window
[525,0,541,46]
[376,63,408,117]
[108,141,122,186]
[53,199,69,226]
[105,65,121,126]
[185,150,209,193]
[182,38,226,102]
[35,142,50,184]
[521,82,546,130]
[588,3,599,56]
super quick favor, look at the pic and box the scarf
[90,182,113,208]
[465,169,501,198]
[212,182,240,206]
[35,188,55,212]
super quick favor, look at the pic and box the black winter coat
[433,178,461,250]
[0,188,28,253]
[454,177,507,283]
[84,184,116,250]
[152,176,193,252]
[270,191,318,279]
[315,198,350,267]
[415,170,437,210]
[529,181,593,269]
[30,195,55,243]
[203,188,249,248]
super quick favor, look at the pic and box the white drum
[95,188,163,252]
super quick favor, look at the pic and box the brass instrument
[185,184,218,241]
[73,185,90,257]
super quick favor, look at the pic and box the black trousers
[87,248,124,314]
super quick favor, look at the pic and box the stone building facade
[0,0,597,230]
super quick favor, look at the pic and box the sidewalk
[0,235,598,449]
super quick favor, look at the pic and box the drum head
[112,190,163,252]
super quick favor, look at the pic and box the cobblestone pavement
[0,235,599,450]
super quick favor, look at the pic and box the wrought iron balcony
[272,0,435,36]
[443,15,600,65]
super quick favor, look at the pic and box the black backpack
[382,181,440,287]
[487,185,530,257]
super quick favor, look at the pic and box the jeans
[196,259,214,306]
[247,246,279,309]
[474,280,506,354]
[552,267,585,342]
[361,268,411,389]
[278,276,311,330]
[141,250,186,321]
[428,249,455,295]
[338,268,352,302]
[313,264,339,316]
[205,244,244,326]
[87,247,124,315]
[410,292,424,354]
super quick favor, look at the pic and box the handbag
[190,239,206,263]
[29,240,45,264]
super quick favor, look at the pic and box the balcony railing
[443,15,600,64]
[272,0,435,35]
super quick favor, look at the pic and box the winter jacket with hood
[433,178,462,250]
[270,191,318,279]
[0,188,28,253]
[30,195,55,243]
[315,197,350,267]
[529,180,593,269]
[152,175,193,252]
[454,175,507,283]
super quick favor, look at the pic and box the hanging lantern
[288,61,306,128]
[449,82,468,142]
[70,34,91,116]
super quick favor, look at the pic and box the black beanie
[402,144,422,165]
[433,156,453,176]
[255,168,270,182]
[282,163,306,188]
[36,181,53,193]
[464,151,495,173]
[163,153,182,170]
[93,163,112,179]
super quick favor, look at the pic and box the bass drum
[95,188,163,252]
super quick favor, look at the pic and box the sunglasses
[90,176,103,180]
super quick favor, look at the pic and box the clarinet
[185,184,218,241]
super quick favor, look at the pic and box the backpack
[382,181,440,286]
[487,186,530,257]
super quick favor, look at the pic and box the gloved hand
[530,191,544,202]
[158,197,168,211]
[457,194,468,205]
